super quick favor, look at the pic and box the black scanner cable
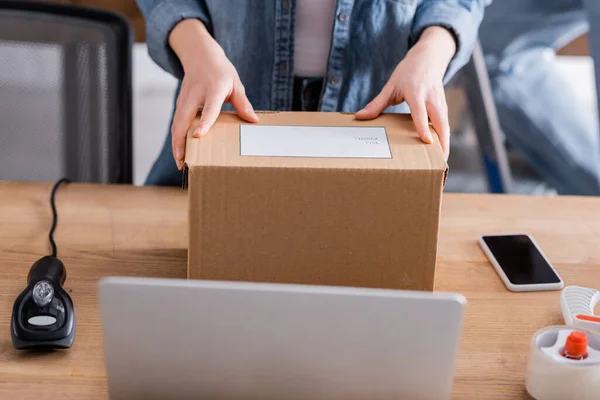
[49,178,70,257]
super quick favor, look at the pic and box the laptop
[98,277,466,400]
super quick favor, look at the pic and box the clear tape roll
[525,326,600,400]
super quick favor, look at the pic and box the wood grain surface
[1,181,599,399]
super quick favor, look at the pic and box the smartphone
[479,234,564,292]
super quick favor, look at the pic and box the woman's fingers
[192,81,259,139]
[404,94,433,144]
[356,83,446,156]
[167,37,257,167]
[193,86,229,138]
[230,81,259,123]
[355,86,394,120]
[426,91,450,160]
[171,94,202,170]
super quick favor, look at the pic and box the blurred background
[1,0,598,194]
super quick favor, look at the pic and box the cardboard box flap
[184,112,447,172]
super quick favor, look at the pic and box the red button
[563,331,588,358]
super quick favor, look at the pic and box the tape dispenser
[525,286,600,400]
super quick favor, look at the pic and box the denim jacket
[136,0,487,113]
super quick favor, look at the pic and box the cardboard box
[184,111,447,291]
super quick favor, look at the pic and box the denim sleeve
[411,0,489,82]
[136,0,212,79]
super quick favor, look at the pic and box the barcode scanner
[11,179,75,350]
[11,256,75,349]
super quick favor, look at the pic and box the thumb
[230,81,259,123]
[355,86,394,120]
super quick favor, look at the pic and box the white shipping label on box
[240,125,392,158]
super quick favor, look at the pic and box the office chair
[457,41,559,195]
[461,41,514,194]
[0,1,133,184]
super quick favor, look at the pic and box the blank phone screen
[482,235,560,285]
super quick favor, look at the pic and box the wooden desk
[1,182,599,399]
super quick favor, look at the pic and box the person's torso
[294,0,336,77]
[201,0,421,113]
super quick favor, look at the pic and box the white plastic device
[560,285,600,333]
[478,234,564,292]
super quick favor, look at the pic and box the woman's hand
[355,26,456,159]
[169,19,259,170]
